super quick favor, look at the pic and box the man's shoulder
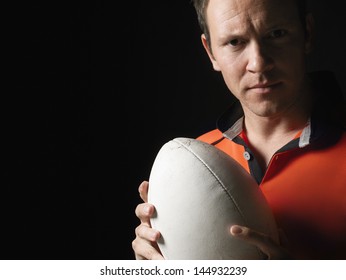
[196,129,224,144]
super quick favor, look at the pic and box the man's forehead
[206,0,299,27]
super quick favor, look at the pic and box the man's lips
[248,81,281,89]
[247,81,282,93]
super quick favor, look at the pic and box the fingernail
[231,225,243,235]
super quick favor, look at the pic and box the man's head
[192,0,315,119]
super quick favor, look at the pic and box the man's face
[202,0,313,118]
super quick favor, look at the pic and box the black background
[4,0,346,259]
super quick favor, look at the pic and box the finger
[133,224,163,260]
[138,181,149,202]
[135,203,155,222]
[132,238,164,260]
[230,225,272,257]
[135,223,161,243]
[230,225,292,259]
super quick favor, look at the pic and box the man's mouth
[248,81,281,93]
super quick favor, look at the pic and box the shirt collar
[221,108,314,148]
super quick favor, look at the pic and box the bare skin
[132,181,164,260]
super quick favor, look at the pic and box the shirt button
[243,151,251,161]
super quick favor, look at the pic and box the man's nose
[246,41,274,74]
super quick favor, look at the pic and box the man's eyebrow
[216,17,299,41]
[216,29,246,44]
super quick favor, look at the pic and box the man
[132,0,346,259]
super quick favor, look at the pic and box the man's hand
[132,181,164,260]
[230,225,292,259]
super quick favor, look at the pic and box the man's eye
[229,39,241,46]
[269,29,287,38]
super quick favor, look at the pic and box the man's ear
[304,13,315,54]
[201,34,221,71]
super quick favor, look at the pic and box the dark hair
[191,0,307,49]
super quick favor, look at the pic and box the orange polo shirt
[197,104,346,259]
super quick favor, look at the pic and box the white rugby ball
[148,137,279,260]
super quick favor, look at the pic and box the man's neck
[242,94,312,172]
[244,110,309,142]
